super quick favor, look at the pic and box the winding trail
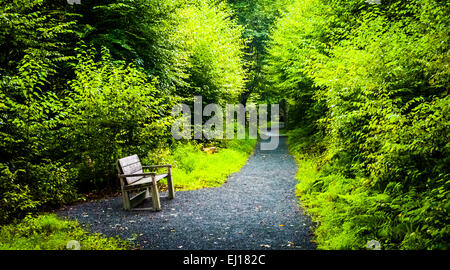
[57,136,315,250]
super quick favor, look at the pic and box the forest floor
[57,135,315,250]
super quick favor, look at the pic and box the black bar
[0,250,447,269]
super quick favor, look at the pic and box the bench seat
[128,173,168,186]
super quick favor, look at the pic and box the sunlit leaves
[268,0,449,249]
[65,47,175,187]
[173,0,248,103]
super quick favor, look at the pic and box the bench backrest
[117,154,143,185]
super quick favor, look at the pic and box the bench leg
[167,167,175,199]
[151,175,161,211]
[122,189,131,210]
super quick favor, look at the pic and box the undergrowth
[289,127,449,250]
[0,214,129,250]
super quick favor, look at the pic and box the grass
[0,214,129,250]
[150,138,257,190]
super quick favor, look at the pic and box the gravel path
[57,136,315,250]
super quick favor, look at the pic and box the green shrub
[0,164,39,224]
[64,46,175,191]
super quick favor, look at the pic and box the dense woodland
[0,0,448,249]
[264,0,449,249]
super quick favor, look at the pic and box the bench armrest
[142,164,172,168]
[120,172,157,178]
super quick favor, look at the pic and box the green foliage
[0,214,129,250]
[290,127,449,250]
[74,0,248,102]
[227,0,290,104]
[269,0,449,249]
[0,0,77,75]
[73,0,189,90]
[262,0,332,125]
[0,164,39,223]
[65,46,175,190]
[173,0,248,103]
[229,0,289,55]
[0,0,79,223]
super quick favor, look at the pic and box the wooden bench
[116,154,175,211]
